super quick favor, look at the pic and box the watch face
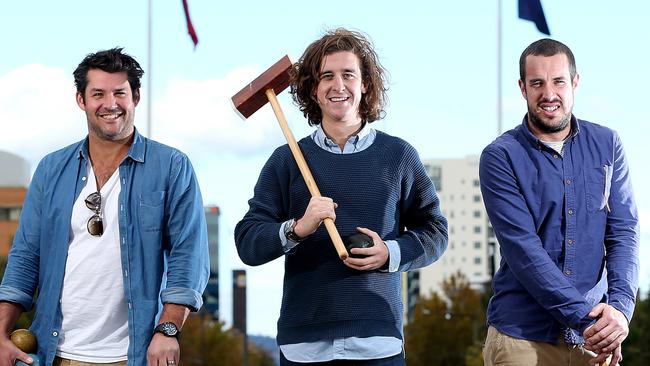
[156,322,179,337]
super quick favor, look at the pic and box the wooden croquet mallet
[232,55,348,260]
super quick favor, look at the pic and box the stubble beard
[527,105,572,134]
[88,113,134,142]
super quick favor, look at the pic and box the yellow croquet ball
[10,329,37,353]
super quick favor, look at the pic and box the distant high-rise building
[0,151,30,257]
[203,205,220,319]
[418,156,500,297]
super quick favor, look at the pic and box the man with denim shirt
[235,28,448,365]
[0,48,209,366]
[480,39,639,366]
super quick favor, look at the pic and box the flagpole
[497,0,502,136]
[147,0,153,138]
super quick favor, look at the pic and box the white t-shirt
[57,163,129,362]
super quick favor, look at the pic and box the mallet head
[232,55,293,118]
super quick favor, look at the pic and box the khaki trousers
[53,357,127,366]
[483,326,611,366]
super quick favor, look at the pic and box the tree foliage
[405,271,486,366]
[179,314,275,366]
[623,286,650,366]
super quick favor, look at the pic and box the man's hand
[583,303,629,354]
[585,344,619,366]
[0,337,32,366]
[147,333,180,366]
[343,227,389,271]
[293,197,338,238]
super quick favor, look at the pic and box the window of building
[9,208,21,221]
[473,210,481,218]
[473,179,480,187]
[474,257,482,265]
[426,164,442,191]
[474,226,481,234]
[0,208,8,221]
[473,195,481,202]
[474,241,481,249]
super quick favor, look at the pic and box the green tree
[179,314,274,366]
[405,271,486,366]
[623,286,650,366]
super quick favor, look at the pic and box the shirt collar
[314,123,372,148]
[77,127,146,163]
[519,114,580,148]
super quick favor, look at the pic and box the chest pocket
[139,191,166,231]
[585,164,612,213]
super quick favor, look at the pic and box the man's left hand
[147,333,180,366]
[583,303,629,354]
[343,227,389,271]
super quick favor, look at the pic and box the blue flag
[518,0,550,35]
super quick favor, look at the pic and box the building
[203,205,220,319]
[0,151,30,257]
[417,156,500,298]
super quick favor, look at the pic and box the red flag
[182,0,199,47]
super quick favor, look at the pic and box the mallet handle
[265,89,348,260]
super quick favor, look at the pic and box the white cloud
[0,64,84,168]
[151,66,288,158]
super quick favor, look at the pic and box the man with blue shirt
[235,28,448,365]
[0,48,209,366]
[480,38,639,366]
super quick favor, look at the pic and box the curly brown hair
[289,28,388,126]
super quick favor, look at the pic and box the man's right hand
[0,337,32,366]
[583,303,629,355]
[293,197,338,238]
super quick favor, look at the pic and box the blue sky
[1,1,648,337]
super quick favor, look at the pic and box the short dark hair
[289,28,388,126]
[73,47,144,98]
[519,38,576,82]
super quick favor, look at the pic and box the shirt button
[568,209,574,215]
[568,239,574,245]
[82,176,87,181]
[565,270,572,275]
[553,154,559,159]
[565,179,572,185]
[52,331,58,336]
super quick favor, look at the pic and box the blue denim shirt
[480,116,639,343]
[0,129,210,365]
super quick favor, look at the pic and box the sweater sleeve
[395,144,448,271]
[234,147,292,266]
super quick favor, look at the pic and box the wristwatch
[284,218,305,243]
[154,322,180,338]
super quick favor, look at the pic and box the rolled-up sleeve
[0,160,46,311]
[160,153,209,311]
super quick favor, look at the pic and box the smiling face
[314,51,367,127]
[76,69,139,141]
[519,53,579,140]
